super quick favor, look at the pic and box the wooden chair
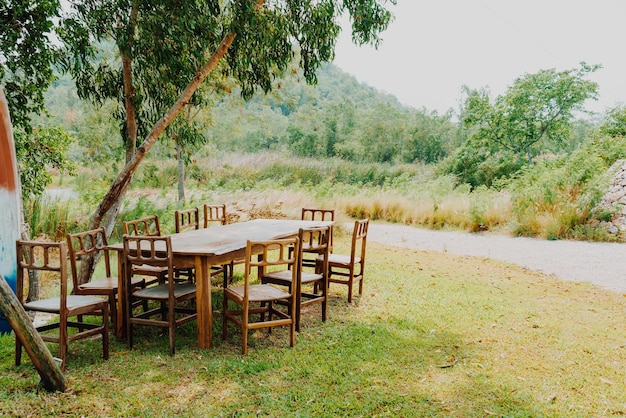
[175,207,200,233]
[203,203,227,228]
[174,207,225,282]
[15,240,109,370]
[321,218,369,303]
[123,235,197,356]
[222,238,298,354]
[67,227,146,329]
[204,203,240,280]
[262,226,330,331]
[122,215,167,285]
[301,208,335,268]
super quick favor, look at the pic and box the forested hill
[47,62,460,166]
[207,63,459,163]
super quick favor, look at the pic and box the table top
[110,219,333,258]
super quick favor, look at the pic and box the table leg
[116,250,127,340]
[195,255,212,349]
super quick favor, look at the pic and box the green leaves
[450,64,601,189]
[15,125,76,198]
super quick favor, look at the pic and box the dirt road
[366,223,626,294]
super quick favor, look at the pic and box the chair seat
[78,276,144,291]
[320,254,361,268]
[263,270,322,285]
[24,295,107,314]
[226,284,291,302]
[132,283,196,300]
[133,264,168,276]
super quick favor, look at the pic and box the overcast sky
[333,0,626,115]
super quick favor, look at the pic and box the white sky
[333,0,626,115]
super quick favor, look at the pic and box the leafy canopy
[1,0,76,199]
[461,63,600,164]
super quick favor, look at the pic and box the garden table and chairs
[110,218,333,350]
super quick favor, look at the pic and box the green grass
[2,233,625,416]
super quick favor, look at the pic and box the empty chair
[123,235,197,356]
[175,207,200,233]
[203,203,227,228]
[67,227,146,329]
[15,240,109,370]
[222,238,298,354]
[300,208,335,268]
[321,218,369,303]
[174,207,225,282]
[123,215,167,285]
[262,226,330,331]
[204,203,241,280]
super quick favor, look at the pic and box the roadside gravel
[366,223,626,294]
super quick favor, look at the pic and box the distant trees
[445,64,600,188]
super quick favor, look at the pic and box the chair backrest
[350,219,369,267]
[204,204,227,228]
[175,207,200,233]
[66,227,112,288]
[123,215,161,237]
[16,240,69,307]
[298,226,330,273]
[245,238,298,295]
[301,208,335,250]
[301,208,335,222]
[123,235,174,289]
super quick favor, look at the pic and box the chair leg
[347,279,353,303]
[102,304,110,360]
[242,303,249,355]
[59,317,68,371]
[108,293,117,331]
[295,286,302,332]
[169,303,176,356]
[127,298,134,350]
[15,335,22,366]
[222,297,228,340]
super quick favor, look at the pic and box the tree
[461,63,600,165]
[1,0,76,199]
[59,0,396,284]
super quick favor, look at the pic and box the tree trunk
[0,275,66,392]
[77,32,237,286]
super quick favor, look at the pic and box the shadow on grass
[0,293,552,416]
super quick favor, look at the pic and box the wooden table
[112,219,332,349]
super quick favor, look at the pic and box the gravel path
[366,223,626,294]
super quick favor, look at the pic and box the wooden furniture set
[14,204,368,367]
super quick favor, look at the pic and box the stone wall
[594,159,626,235]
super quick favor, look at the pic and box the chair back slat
[16,240,69,306]
[301,208,335,251]
[66,227,112,287]
[123,215,161,237]
[123,235,172,269]
[175,207,200,233]
[203,204,227,227]
[350,218,369,264]
[245,238,299,295]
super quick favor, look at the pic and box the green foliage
[440,146,523,189]
[507,134,626,240]
[0,0,60,134]
[14,124,76,199]
[460,64,600,165]
[599,105,626,138]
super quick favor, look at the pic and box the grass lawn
[1,233,625,417]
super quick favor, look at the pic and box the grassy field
[1,229,625,417]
